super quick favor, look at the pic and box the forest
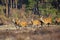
[0,0,60,26]
[0,0,60,40]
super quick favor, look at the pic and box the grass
[0,25,60,40]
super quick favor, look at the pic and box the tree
[6,0,8,17]
[15,0,18,9]
[1,0,9,17]
[9,0,12,16]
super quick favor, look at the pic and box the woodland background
[0,0,60,19]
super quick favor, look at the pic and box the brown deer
[40,16,52,26]
[12,18,28,27]
[31,19,41,27]
[54,17,60,25]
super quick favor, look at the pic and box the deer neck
[40,17,45,22]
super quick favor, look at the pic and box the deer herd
[12,16,60,28]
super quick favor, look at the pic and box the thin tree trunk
[6,0,8,17]
[12,0,15,8]
[10,0,12,16]
[11,0,12,8]
[15,0,17,9]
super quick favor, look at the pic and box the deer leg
[47,23,50,27]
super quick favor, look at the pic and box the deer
[31,19,41,27]
[12,18,20,28]
[40,16,52,27]
[54,17,60,25]
[18,20,28,27]
[12,18,28,28]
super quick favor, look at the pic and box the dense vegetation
[0,0,60,25]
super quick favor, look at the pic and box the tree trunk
[6,0,8,17]
[11,0,12,8]
[15,0,17,9]
[12,0,15,8]
[10,0,12,16]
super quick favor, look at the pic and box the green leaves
[26,0,36,10]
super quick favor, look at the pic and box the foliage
[0,0,60,18]
[0,5,5,15]
[26,0,36,10]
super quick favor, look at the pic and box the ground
[0,24,60,40]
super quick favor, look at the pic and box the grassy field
[0,25,60,40]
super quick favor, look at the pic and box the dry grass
[0,25,60,40]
